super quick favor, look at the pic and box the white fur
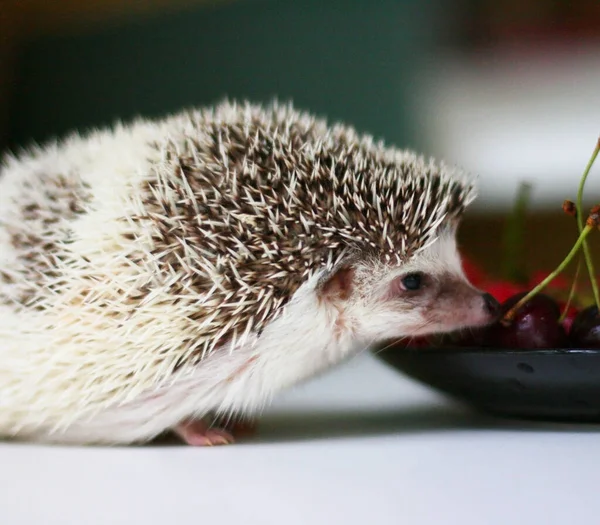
[23,272,362,444]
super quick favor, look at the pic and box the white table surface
[1,351,599,525]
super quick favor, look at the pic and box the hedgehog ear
[318,265,355,301]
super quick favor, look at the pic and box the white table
[1,352,599,525]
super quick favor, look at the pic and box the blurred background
[1,0,600,278]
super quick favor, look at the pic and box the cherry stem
[559,256,581,323]
[503,224,594,324]
[576,138,600,312]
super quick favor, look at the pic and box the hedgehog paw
[174,419,234,447]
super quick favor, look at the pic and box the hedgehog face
[322,225,499,344]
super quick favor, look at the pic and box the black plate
[375,347,600,422]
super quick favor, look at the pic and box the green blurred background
[2,0,446,153]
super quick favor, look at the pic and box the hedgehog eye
[400,272,423,291]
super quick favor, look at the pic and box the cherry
[559,302,580,333]
[482,292,568,349]
[569,305,600,348]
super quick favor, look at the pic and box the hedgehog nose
[482,292,500,316]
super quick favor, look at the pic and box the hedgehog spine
[0,100,488,445]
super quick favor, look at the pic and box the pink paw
[174,419,234,447]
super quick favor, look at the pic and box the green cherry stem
[558,256,581,323]
[503,223,595,324]
[576,138,600,311]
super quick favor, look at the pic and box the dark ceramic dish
[375,346,600,422]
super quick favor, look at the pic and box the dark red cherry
[558,302,579,333]
[569,305,600,348]
[482,292,568,349]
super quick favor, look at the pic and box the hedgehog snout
[452,286,501,328]
[414,279,501,335]
[482,292,500,317]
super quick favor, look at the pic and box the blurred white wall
[413,42,600,213]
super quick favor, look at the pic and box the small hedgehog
[0,100,498,446]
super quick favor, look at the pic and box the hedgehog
[0,100,499,446]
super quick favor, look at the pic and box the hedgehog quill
[0,100,499,445]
